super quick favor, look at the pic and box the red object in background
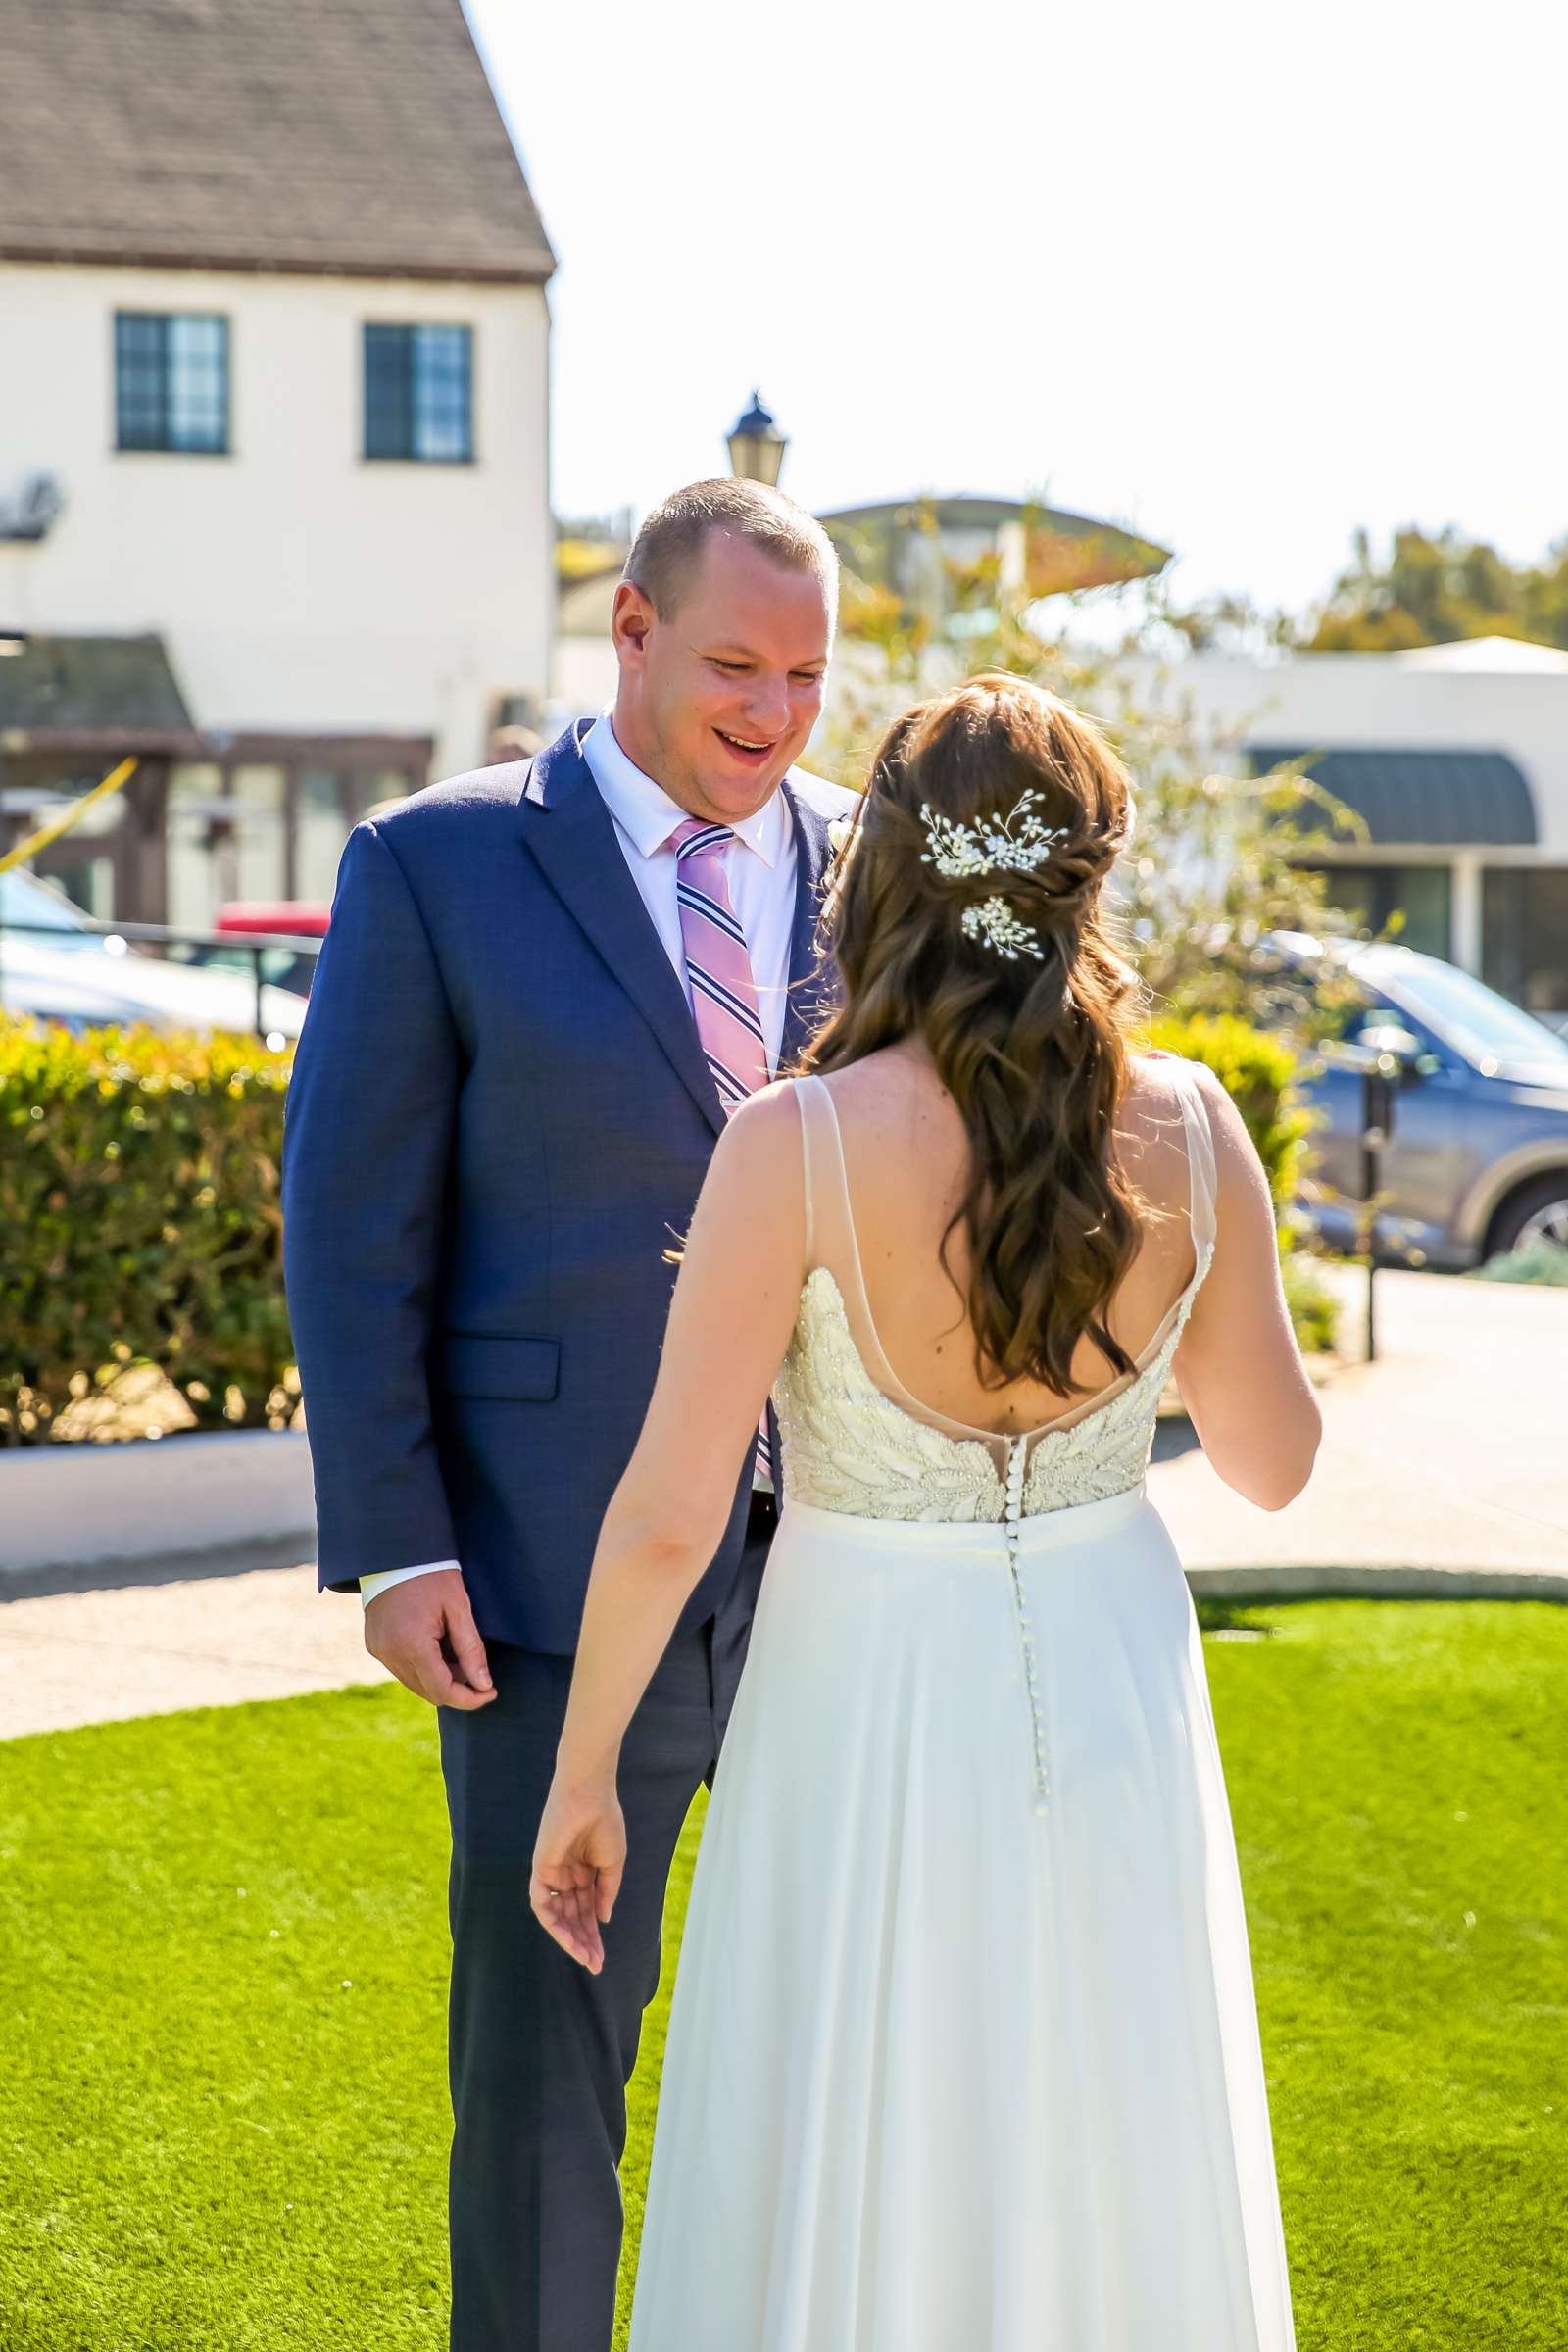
[215,901,331,938]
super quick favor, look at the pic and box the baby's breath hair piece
[917,783,1065,961]
[961,897,1045,961]
[918,787,1068,883]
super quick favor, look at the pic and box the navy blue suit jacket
[281,719,856,1653]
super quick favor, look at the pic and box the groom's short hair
[624,479,839,623]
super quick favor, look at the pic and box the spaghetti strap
[1142,1051,1218,1257]
[794,1073,857,1276]
[791,1080,815,1268]
[1167,1058,1218,1255]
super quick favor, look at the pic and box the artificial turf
[0,1598,1563,2350]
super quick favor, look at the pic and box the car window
[197,944,306,988]
[1317,985,1397,1048]
[1357,948,1568,1068]
[0,870,93,932]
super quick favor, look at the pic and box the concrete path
[1156,1264,1568,1597]
[2,1269,1563,1742]
[0,1562,388,1741]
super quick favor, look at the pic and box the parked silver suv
[1283,936,1568,1268]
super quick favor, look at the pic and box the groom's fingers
[365,1574,497,1711]
[443,1595,494,1694]
[424,1642,498,1709]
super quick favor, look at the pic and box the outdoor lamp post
[726,393,787,487]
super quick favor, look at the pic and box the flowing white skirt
[628,1486,1297,2352]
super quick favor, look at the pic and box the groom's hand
[364,1568,497,1710]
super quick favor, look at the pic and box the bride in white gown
[531,672,1321,2350]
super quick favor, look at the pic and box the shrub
[1140,1010,1314,1217]
[0,1015,295,1444]
[1,1001,1339,1448]
[1469,1239,1568,1287]
[1141,1010,1338,1352]
[1281,1251,1342,1352]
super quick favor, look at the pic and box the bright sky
[468,0,1567,622]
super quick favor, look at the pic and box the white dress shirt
[360,713,800,1606]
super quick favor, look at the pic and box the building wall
[0,260,551,779]
[552,631,618,723]
[1114,645,1568,1017]
[1122,649,1568,856]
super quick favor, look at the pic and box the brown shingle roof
[1,0,555,284]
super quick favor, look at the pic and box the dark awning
[0,634,193,735]
[1249,744,1537,847]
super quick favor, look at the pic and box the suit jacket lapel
[520,723,725,1136]
[779,778,840,1073]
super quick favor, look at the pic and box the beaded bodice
[771,1064,1216,1528]
[773,1257,1209,1523]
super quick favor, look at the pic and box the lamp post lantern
[726,392,787,487]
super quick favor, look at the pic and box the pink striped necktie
[671,816,770,1108]
[670,813,774,1479]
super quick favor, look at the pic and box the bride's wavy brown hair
[806,671,1144,1398]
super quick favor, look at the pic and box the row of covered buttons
[1004,1439,1051,1816]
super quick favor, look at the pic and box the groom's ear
[612,577,658,669]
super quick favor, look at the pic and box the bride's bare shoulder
[691,1081,810,1250]
[1123,1049,1265,1217]
[1124,1049,1238,1128]
[1117,1051,1219,1214]
[1119,1045,1188,1122]
[717,1076,810,1159]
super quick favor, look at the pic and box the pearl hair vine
[918,786,1069,963]
[917,786,1068,883]
[960,897,1043,962]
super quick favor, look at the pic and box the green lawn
[1,1599,1563,2350]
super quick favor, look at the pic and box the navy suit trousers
[437,1509,771,2352]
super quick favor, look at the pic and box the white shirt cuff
[360,1558,460,1609]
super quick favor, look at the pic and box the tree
[821,564,1365,1033]
[1305,523,1532,651]
[1148,523,1568,657]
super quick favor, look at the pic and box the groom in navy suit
[282,478,855,2350]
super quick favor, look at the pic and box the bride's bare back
[814,1042,1207,1442]
[610,1036,1318,1574]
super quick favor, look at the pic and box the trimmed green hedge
[1142,1009,1315,1218]
[1143,1009,1337,1350]
[0,1017,295,1444]
[1,1004,1333,1445]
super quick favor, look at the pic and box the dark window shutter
[365,325,415,459]
[115,313,168,450]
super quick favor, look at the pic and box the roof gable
[1,0,554,284]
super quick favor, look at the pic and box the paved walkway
[1153,1262,1567,1593]
[2,1270,1563,1742]
[0,1561,389,1741]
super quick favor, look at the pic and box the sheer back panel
[779,1061,1216,1501]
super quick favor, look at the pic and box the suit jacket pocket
[433,1332,561,1400]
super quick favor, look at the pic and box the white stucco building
[791,615,1568,1027]
[1113,633,1568,1023]
[0,0,553,927]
